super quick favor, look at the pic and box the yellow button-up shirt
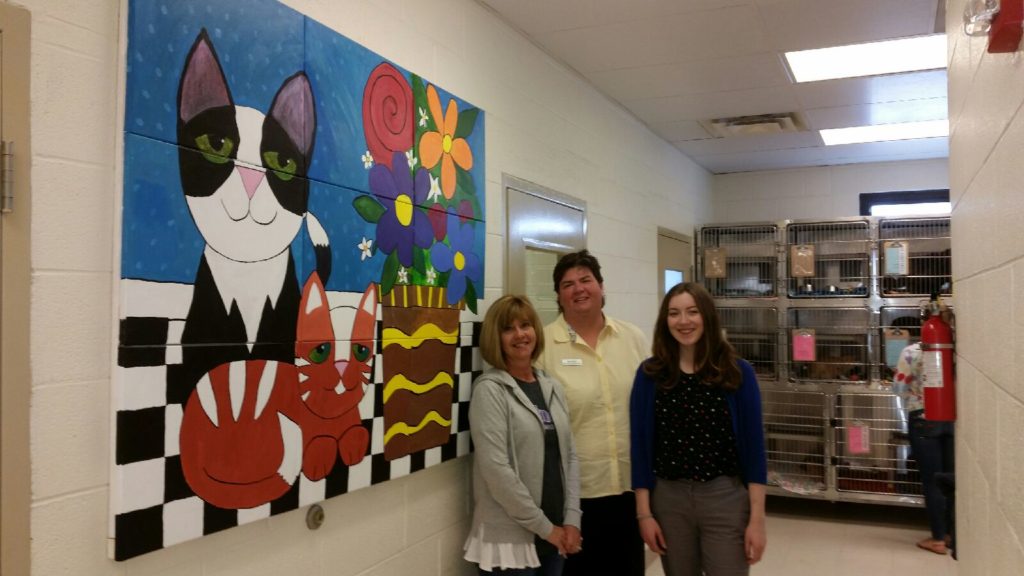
[536,314,648,499]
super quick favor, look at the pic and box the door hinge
[1,141,13,213]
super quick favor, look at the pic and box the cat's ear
[178,29,233,124]
[297,272,333,343]
[269,72,316,158]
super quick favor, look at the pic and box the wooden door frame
[1,4,32,574]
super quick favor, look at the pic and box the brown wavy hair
[643,282,740,391]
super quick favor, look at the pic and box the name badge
[561,358,583,367]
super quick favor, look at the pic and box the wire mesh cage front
[699,224,778,297]
[786,221,870,297]
[762,389,826,495]
[719,307,778,381]
[833,393,921,497]
[878,217,952,297]
[787,307,871,383]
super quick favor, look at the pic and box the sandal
[917,538,948,555]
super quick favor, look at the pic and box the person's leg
[537,551,565,576]
[909,413,948,546]
[651,479,702,576]
[695,476,749,576]
[563,494,644,576]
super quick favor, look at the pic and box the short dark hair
[552,250,604,293]
[479,295,545,371]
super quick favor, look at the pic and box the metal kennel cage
[762,389,827,495]
[787,307,872,383]
[786,220,871,297]
[878,217,951,298]
[719,306,779,381]
[833,392,921,498]
[699,224,779,297]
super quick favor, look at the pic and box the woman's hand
[639,516,667,555]
[744,517,766,565]
[546,526,568,556]
[563,525,583,555]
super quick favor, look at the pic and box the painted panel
[115,0,485,560]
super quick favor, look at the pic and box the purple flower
[430,213,481,304]
[369,151,433,267]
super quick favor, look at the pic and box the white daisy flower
[418,106,429,127]
[406,149,418,168]
[427,174,442,202]
[361,151,374,169]
[426,267,437,284]
[397,266,409,284]
[358,237,373,261]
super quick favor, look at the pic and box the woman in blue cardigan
[630,282,767,576]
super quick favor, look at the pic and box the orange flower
[419,85,473,200]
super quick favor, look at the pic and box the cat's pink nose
[334,360,348,378]
[236,165,265,199]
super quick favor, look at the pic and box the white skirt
[463,525,541,571]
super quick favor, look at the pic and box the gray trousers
[651,475,750,576]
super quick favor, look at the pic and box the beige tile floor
[645,497,958,576]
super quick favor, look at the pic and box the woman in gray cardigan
[464,295,582,575]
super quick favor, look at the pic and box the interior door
[505,175,586,325]
[657,228,693,296]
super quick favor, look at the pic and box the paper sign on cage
[704,247,727,279]
[789,245,815,278]
[846,420,871,455]
[883,241,909,276]
[792,329,816,362]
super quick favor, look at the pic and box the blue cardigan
[630,358,767,489]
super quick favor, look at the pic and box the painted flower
[358,237,374,261]
[430,213,481,304]
[369,151,433,267]
[419,84,473,200]
[397,266,409,284]
[426,267,437,284]
[406,149,418,169]
[427,174,442,203]
[418,106,429,127]
[361,151,374,169]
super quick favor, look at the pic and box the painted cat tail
[306,212,332,285]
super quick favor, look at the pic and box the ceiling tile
[479,0,597,34]
[795,70,947,109]
[803,97,948,129]
[649,120,714,141]
[627,85,801,123]
[535,6,769,73]
[756,0,942,51]
[590,0,755,25]
[675,131,823,155]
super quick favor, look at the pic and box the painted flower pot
[380,285,462,460]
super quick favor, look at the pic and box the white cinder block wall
[21,0,711,574]
[946,0,1024,572]
[712,158,949,222]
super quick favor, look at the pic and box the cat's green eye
[195,133,235,164]
[263,151,297,181]
[309,342,332,364]
[352,343,371,363]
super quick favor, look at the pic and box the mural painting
[113,0,484,560]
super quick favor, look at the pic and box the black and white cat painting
[170,29,330,402]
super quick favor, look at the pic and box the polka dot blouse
[653,372,738,482]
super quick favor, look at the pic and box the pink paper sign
[792,330,816,362]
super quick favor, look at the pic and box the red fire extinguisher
[920,293,955,421]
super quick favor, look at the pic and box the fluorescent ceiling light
[785,34,946,82]
[820,120,948,146]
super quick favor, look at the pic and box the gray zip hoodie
[468,367,582,544]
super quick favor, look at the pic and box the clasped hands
[546,525,583,556]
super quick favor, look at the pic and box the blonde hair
[479,295,545,371]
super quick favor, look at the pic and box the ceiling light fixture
[785,34,947,83]
[820,120,949,146]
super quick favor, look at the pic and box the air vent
[701,113,805,138]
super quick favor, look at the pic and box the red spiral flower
[362,63,413,168]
